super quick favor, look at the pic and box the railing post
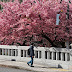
[42,50,45,59]
[52,52,54,60]
[38,51,39,58]
[11,49,13,56]
[5,49,7,55]
[47,51,50,59]
[56,52,59,60]
[35,51,37,58]
[16,48,21,61]
[61,52,63,61]
[23,50,25,57]
[18,49,21,57]
[65,53,67,61]
[26,50,28,57]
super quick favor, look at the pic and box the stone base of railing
[0,55,72,70]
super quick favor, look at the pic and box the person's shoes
[27,63,29,66]
[30,65,34,67]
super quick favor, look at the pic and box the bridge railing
[0,45,72,69]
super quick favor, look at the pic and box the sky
[65,0,68,1]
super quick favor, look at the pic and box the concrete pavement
[0,59,71,72]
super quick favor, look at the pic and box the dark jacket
[29,45,34,56]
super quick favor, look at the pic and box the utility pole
[59,0,71,48]
[60,0,71,48]
[66,0,71,49]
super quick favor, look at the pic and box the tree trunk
[42,34,57,47]
[65,41,69,49]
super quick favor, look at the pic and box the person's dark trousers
[27,56,33,66]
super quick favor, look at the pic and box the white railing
[0,45,72,70]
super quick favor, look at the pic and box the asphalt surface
[0,66,35,72]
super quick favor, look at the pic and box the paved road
[0,67,35,72]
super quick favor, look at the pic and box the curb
[0,64,33,71]
[0,64,70,72]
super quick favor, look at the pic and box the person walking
[27,43,34,67]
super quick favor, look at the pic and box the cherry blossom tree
[0,0,72,47]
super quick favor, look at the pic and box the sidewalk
[0,59,71,72]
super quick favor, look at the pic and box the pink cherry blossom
[0,0,72,47]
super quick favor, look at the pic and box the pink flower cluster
[0,0,72,46]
